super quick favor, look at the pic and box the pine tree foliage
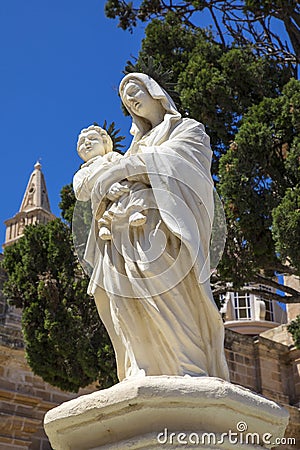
[105,0,300,70]
[124,55,180,108]
[111,10,300,305]
[128,15,291,164]
[219,79,300,280]
[101,120,126,153]
[2,207,117,392]
[59,184,76,225]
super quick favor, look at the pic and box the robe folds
[83,112,229,382]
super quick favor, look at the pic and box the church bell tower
[3,161,55,247]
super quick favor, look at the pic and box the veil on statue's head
[119,73,181,139]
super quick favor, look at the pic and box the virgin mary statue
[80,73,229,382]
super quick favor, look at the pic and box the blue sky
[0,0,145,246]
[0,1,291,249]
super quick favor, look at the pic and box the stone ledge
[44,376,289,450]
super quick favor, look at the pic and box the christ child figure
[73,125,148,240]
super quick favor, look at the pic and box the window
[264,299,274,321]
[258,285,274,322]
[234,292,251,320]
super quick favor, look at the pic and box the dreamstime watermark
[156,422,296,447]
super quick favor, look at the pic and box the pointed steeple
[19,161,51,213]
[3,162,56,247]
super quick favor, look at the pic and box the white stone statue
[74,73,229,382]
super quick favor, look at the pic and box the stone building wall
[1,249,299,449]
[0,344,94,450]
[225,329,300,449]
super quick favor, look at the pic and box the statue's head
[121,78,164,121]
[119,73,180,138]
[77,125,113,162]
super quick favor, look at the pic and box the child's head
[77,125,113,162]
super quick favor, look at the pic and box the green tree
[105,0,300,69]
[127,15,291,167]
[218,78,300,303]
[2,217,117,392]
[106,8,300,310]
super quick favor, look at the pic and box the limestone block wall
[225,329,300,448]
[225,330,259,392]
[0,344,94,450]
[1,329,298,450]
[292,348,300,406]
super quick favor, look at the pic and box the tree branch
[209,5,226,47]
[105,0,299,66]
[253,273,300,297]
[212,284,300,304]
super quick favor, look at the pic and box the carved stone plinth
[44,376,289,449]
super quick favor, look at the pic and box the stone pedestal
[44,377,289,449]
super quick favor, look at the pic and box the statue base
[44,376,289,449]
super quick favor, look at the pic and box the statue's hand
[106,182,130,201]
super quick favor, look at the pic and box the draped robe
[83,111,229,382]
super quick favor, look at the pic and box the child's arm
[73,166,93,201]
[88,153,122,188]
[73,153,122,201]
